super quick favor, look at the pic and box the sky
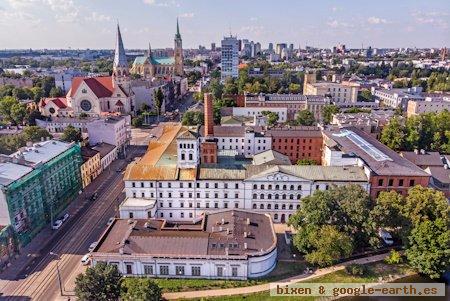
[0,0,449,50]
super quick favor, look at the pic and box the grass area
[185,262,415,301]
[154,261,306,293]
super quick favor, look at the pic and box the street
[0,146,145,301]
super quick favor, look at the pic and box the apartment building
[303,73,359,105]
[406,95,450,117]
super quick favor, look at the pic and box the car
[106,217,115,226]
[88,242,98,252]
[378,229,394,245]
[90,192,98,201]
[81,254,91,265]
[52,220,63,230]
[62,213,69,222]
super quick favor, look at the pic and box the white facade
[124,167,369,224]
[372,87,424,109]
[119,197,157,219]
[231,107,288,123]
[86,116,131,150]
[177,136,200,168]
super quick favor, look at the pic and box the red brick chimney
[204,92,214,137]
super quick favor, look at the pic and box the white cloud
[367,17,389,24]
[85,12,111,23]
[179,12,194,18]
[326,20,352,28]
[411,11,449,29]
[143,0,179,7]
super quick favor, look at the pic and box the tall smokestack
[204,92,214,137]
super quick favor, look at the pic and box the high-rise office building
[221,35,239,79]
[211,42,216,51]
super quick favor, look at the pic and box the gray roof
[92,142,116,158]
[253,150,291,166]
[401,151,444,168]
[245,165,368,182]
[10,140,75,166]
[0,162,33,186]
[425,166,450,184]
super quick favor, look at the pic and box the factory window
[267,204,272,209]
[409,179,415,186]
[125,263,133,274]
[144,265,153,275]
[253,204,257,209]
[192,266,201,276]
[378,179,384,186]
[160,265,169,275]
[232,267,238,277]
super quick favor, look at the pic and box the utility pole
[50,252,63,296]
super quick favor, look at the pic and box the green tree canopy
[61,125,82,142]
[261,111,279,126]
[321,104,339,125]
[380,116,405,151]
[75,262,122,301]
[296,158,318,165]
[296,110,315,126]
[121,278,162,301]
[182,111,204,126]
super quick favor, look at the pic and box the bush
[385,250,403,264]
[345,264,368,276]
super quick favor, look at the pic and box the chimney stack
[204,93,214,137]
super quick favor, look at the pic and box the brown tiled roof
[267,126,323,138]
[95,210,276,258]
[323,127,429,177]
[41,97,68,109]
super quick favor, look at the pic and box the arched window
[260,194,265,199]
[261,184,265,189]
[252,204,257,209]
[253,184,257,190]
[268,194,272,199]
[274,214,278,220]
[297,204,300,209]
[290,194,294,200]
[267,204,272,209]
[282,204,286,210]
[253,193,257,199]
[297,185,302,190]
[290,185,294,190]
[268,185,272,190]
[260,204,264,209]
[297,194,301,200]
[274,204,279,210]
[282,194,287,200]
[289,204,293,210]
[282,185,287,190]
[275,185,280,190]
[189,153,193,160]
[275,194,279,200]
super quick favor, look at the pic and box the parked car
[107,217,115,226]
[378,229,394,245]
[81,254,91,265]
[90,192,98,201]
[62,213,69,222]
[88,242,98,252]
[52,220,63,230]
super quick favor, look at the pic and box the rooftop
[0,162,33,186]
[94,210,276,258]
[253,150,291,166]
[323,127,429,177]
[400,151,444,168]
[92,142,116,158]
[120,197,156,209]
[10,140,75,166]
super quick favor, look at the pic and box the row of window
[131,181,241,189]
[252,193,301,200]
[119,263,237,277]
[158,201,240,210]
[377,178,415,187]
[252,203,300,210]
[253,184,302,190]
[132,191,241,199]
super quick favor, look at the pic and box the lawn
[153,261,306,293]
[183,262,415,301]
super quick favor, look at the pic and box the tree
[403,186,449,227]
[182,111,204,126]
[75,262,122,301]
[209,78,223,100]
[121,278,162,301]
[288,83,301,93]
[406,218,450,279]
[296,158,317,165]
[304,225,353,267]
[154,88,164,116]
[380,116,405,151]
[358,89,373,102]
[22,126,51,142]
[321,105,339,125]
[223,77,238,95]
[61,125,82,142]
[49,86,64,97]
[261,111,279,126]
[10,102,27,125]
[0,96,20,124]
[26,110,44,126]
[370,191,407,234]
[132,116,144,127]
[296,110,315,126]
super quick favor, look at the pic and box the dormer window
[82,89,87,93]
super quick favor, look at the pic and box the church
[130,19,184,78]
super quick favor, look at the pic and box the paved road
[0,146,145,301]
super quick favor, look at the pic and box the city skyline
[0,0,449,50]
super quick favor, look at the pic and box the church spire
[147,42,152,58]
[114,23,127,68]
[175,17,181,39]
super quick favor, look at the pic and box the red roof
[70,76,114,98]
[41,97,68,109]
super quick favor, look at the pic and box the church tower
[113,23,130,89]
[174,18,184,76]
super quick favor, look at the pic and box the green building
[0,140,82,246]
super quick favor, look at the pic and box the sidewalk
[0,159,123,281]
[163,253,389,300]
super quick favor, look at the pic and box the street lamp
[49,252,64,296]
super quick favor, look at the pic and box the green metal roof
[133,56,175,66]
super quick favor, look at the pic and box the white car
[81,254,91,265]
[378,229,394,245]
[52,220,63,230]
[88,242,98,252]
[62,213,69,222]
